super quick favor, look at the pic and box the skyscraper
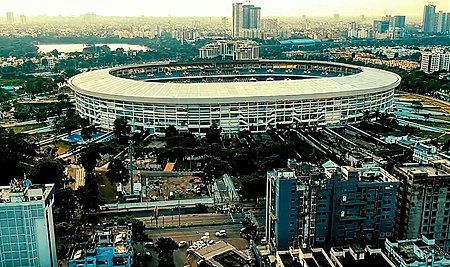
[436,11,450,34]
[232,2,261,38]
[422,3,436,33]
[242,5,261,29]
[19,15,26,24]
[390,15,406,29]
[6,12,14,24]
[232,2,243,38]
[0,180,57,267]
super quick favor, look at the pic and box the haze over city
[2,0,450,266]
[1,0,449,17]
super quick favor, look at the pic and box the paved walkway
[163,162,175,172]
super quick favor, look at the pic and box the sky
[0,0,449,17]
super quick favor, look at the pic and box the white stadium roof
[69,61,401,104]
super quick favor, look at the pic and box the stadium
[68,60,401,135]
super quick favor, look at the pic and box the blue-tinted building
[67,224,133,267]
[266,168,298,251]
[0,180,57,267]
[385,235,450,266]
[266,161,399,251]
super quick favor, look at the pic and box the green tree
[106,159,129,185]
[205,122,221,145]
[241,218,257,240]
[202,156,231,183]
[164,125,178,139]
[155,237,178,267]
[76,175,102,215]
[79,145,100,174]
[30,157,66,186]
[54,187,78,221]
[113,117,130,142]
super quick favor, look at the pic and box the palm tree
[363,110,371,122]
[374,110,381,121]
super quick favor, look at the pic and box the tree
[164,125,178,139]
[241,218,257,240]
[54,187,78,221]
[113,117,130,142]
[362,110,371,122]
[79,145,100,174]
[202,156,231,183]
[106,159,129,184]
[30,157,66,186]
[0,129,36,184]
[76,175,102,215]
[155,237,178,267]
[239,174,265,200]
[205,122,222,145]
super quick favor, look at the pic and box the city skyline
[1,0,450,17]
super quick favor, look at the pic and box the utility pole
[129,120,135,195]
[178,200,181,227]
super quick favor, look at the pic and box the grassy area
[424,107,442,112]
[413,130,450,144]
[41,140,72,155]
[8,123,47,133]
[413,130,441,139]
[432,115,450,121]
[96,172,117,203]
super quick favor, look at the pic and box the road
[100,197,214,212]
[144,224,249,267]
[137,212,243,229]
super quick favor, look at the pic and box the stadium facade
[69,60,401,135]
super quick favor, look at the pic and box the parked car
[178,241,187,248]
[215,230,227,237]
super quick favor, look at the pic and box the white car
[215,230,227,237]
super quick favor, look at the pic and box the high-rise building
[232,2,244,38]
[261,19,278,32]
[19,15,26,24]
[422,3,436,33]
[393,162,450,251]
[373,20,390,33]
[82,12,97,23]
[390,15,406,29]
[436,11,450,34]
[6,12,14,24]
[266,161,399,251]
[242,5,261,29]
[0,179,57,267]
[420,50,450,74]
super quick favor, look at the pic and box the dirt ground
[145,175,206,201]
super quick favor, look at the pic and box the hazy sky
[1,0,449,17]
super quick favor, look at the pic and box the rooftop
[396,163,450,177]
[387,236,450,265]
[69,60,401,105]
[68,224,133,262]
[196,241,251,267]
[0,178,54,204]
[332,245,394,267]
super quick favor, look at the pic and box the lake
[36,43,149,53]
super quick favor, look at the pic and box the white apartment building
[199,40,260,60]
[0,179,57,267]
[421,51,450,74]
